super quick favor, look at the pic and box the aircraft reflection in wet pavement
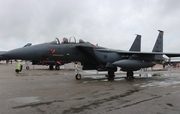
[3,30,180,80]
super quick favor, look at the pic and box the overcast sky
[0,0,180,52]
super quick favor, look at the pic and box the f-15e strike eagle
[2,30,179,80]
[27,35,141,70]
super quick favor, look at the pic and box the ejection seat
[79,39,85,43]
[61,37,68,44]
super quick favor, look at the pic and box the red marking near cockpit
[50,49,56,54]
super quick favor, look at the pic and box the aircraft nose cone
[2,47,34,60]
[0,55,7,60]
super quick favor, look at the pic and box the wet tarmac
[1,62,180,114]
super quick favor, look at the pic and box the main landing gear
[125,71,135,80]
[49,65,60,70]
[55,65,60,70]
[105,71,115,80]
[75,71,135,80]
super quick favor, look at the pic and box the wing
[75,43,99,64]
[95,48,180,57]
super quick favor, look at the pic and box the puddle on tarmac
[138,74,152,77]
[82,73,153,83]
[84,75,105,79]
[83,75,126,83]
[140,81,180,88]
[84,73,152,80]
[8,97,40,104]
[81,73,170,84]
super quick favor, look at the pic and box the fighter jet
[6,36,141,71]
[3,30,180,80]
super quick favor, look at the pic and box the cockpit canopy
[48,36,85,44]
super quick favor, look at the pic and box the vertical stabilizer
[129,34,141,51]
[152,30,163,52]
[152,30,164,61]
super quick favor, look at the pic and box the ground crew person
[15,61,23,73]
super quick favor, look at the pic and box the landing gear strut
[26,66,30,70]
[125,71,134,80]
[74,62,82,80]
[25,61,30,70]
[106,70,115,80]
[49,65,54,70]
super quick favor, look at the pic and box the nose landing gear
[75,73,81,80]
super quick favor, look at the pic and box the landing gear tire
[26,66,29,70]
[75,73,81,80]
[106,71,115,81]
[55,65,60,70]
[125,71,134,80]
[49,65,54,70]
